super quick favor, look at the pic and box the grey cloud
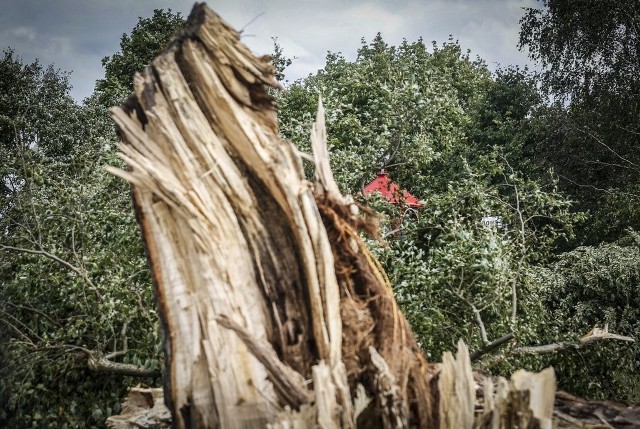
[0,0,539,102]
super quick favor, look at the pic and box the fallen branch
[553,390,640,428]
[451,276,488,343]
[43,340,159,378]
[452,286,515,361]
[470,332,515,361]
[476,325,635,367]
[513,324,634,356]
[86,352,159,377]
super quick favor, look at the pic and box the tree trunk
[107,3,582,428]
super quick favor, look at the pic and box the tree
[275,35,580,365]
[0,47,82,235]
[270,37,293,83]
[544,230,640,402]
[0,48,159,429]
[1,9,215,426]
[519,0,640,244]
[519,0,640,102]
[277,36,489,194]
[465,66,542,162]
[482,230,640,403]
[0,49,81,158]
[95,9,185,106]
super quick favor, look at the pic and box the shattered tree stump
[108,3,570,428]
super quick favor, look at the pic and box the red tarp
[363,171,423,208]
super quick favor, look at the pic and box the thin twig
[451,286,488,344]
[574,126,638,168]
[106,322,129,360]
[5,302,62,327]
[0,315,37,346]
[500,155,526,327]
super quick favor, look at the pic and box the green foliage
[0,49,81,159]
[285,32,636,402]
[544,231,640,401]
[370,153,575,360]
[1,6,637,424]
[1,40,159,429]
[489,231,640,402]
[277,35,489,194]
[270,37,293,84]
[466,66,542,163]
[95,9,185,106]
[519,0,640,244]
[276,35,578,364]
[519,0,639,101]
[1,9,189,424]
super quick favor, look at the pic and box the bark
[107,3,635,428]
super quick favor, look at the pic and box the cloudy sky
[0,0,540,103]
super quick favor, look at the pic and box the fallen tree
[106,3,640,428]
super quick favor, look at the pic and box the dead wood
[553,391,640,428]
[108,2,436,426]
[513,324,634,356]
[106,387,171,429]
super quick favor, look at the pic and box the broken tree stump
[108,3,428,426]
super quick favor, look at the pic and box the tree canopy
[274,28,639,402]
[1,31,159,429]
[95,9,185,106]
[519,0,640,245]
[519,0,640,102]
[275,35,578,365]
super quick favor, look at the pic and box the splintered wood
[108,4,375,427]
[437,341,555,429]
[109,3,560,428]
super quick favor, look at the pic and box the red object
[363,170,423,208]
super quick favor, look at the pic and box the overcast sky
[0,0,540,103]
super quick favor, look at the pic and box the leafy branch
[479,325,635,365]
[0,244,103,302]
